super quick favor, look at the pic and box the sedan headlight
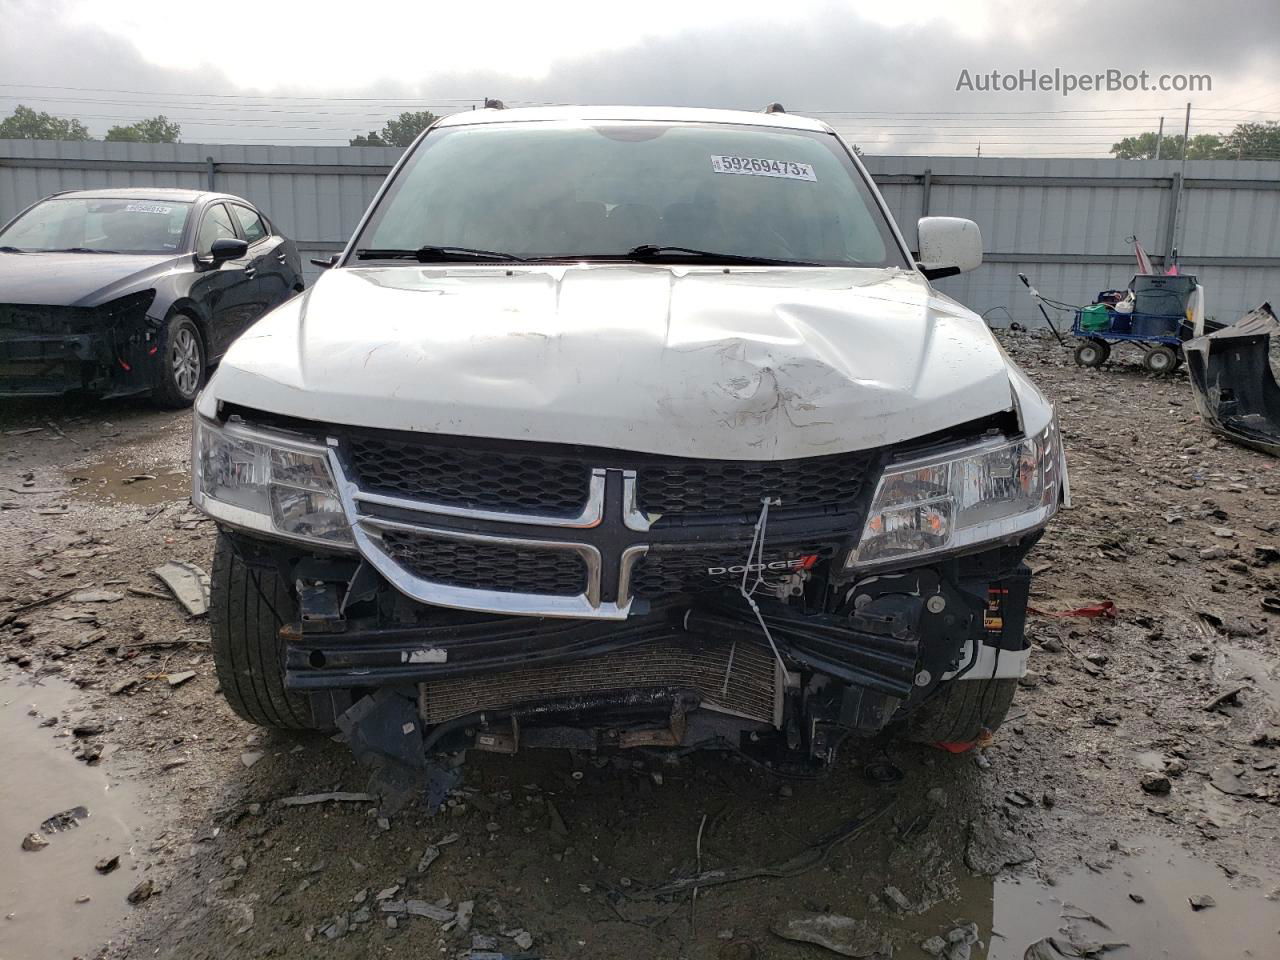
[849,417,1064,569]
[192,416,353,547]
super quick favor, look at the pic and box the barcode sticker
[710,155,816,181]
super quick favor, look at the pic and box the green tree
[1222,121,1280,160]
[349,110,438,147]
[105,115,181,143]
[0,104,91,141]
[1110,131,1227,160]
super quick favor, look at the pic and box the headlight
[849,416,1064,569]
[192,416,353,548]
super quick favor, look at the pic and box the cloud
[2,0,1276,153]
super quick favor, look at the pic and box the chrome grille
[418,638,781,725]
[381,530,588,597]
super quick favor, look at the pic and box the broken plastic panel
[1185,303,1280,457]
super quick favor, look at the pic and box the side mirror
[916,217,982,280]
[209,237,249,265]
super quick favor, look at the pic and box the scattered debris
[1188,894,1216,911]
[95,855,120,874]
[21,832,49,852]
[152,561,210,617]
[1209,766,1254,797]
[127,879,155,904]
[1203,687,1245,712]
[40,806,89,832]
[882,885,912,911]
[277,791,378,807]
[771,911,889,958]
[379,899,455,922]
[1139,773,1171,795]
[68,589,124,604]
[165,671,196,687]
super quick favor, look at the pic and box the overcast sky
[2,0,1277,155]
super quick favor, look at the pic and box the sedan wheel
[172,326,201,396]
[152,315,206,408]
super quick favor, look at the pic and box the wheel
[901,678,1018,744]
[210,533,324,730]
[1143,345,1178,374]
[1073,339,1110,368]
[152,314,205,408]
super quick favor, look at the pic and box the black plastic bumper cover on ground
[1186,303,1280,456]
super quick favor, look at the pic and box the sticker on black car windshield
[710,155,816,181]
[124,203,173,214]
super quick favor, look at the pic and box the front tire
[210,534,321,730]
[1073,339,1110,368]
[152,314,205,408]
[1143,345,1178,374]
[902,678,1018,744]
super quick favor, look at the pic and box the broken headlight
[192,416,353,548]
[849,416,1064,569]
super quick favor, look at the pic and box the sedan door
[190,201,261,359]
[229,203,297,311]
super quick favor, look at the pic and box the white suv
[192,105,1065,772]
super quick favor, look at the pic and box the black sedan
[0,188,304,406]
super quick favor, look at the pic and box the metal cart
[1070,308,1188,373]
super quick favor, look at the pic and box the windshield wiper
[0,245,24,253]
[51,247,120,254]
[355,245,523,263]
[624,244,819,266]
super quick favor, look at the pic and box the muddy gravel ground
[3,330,1279,960]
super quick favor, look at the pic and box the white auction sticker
[124,203,173,214]
[710,155,816,181]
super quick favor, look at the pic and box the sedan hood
[204,264,1017,459]
[0,251,178,306]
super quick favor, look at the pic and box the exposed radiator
[418,638,781,727]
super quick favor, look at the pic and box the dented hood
[204,263,1016,459]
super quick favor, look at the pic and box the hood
[204,264,1018,460]
[0,251,179,306]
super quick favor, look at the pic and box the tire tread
[210,534,317,730]
[904,676,1018,743]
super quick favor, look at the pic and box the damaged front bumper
[1186,303,1280,456]
[0,294,161,398]
[240,533,1035,771]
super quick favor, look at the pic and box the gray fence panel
[2,139,1277,321]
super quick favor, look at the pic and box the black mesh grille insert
[343,431,878,522]
[380,531,588,596]
[636,451,877,518]
[630,543,836,599]
[347,437,591,515]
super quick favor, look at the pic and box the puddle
[1215,644,1280,710]
[892,836,1280,959]
[64,453,188,507]
[0,672,144,960]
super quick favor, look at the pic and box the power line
[0,82,485,103]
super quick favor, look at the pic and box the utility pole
[1173,102,1192,267]
[1154,116,1164,159]
[1179,102,1191,168]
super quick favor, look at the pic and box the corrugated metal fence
[2,138,1278,324]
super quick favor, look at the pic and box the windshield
[0,197,192,254]
[352,120,908,267]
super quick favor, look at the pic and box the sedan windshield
[353,120,909,268]
[0,197,192,254]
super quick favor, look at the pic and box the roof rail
[483,98,506,110]
[763,102,786,114]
